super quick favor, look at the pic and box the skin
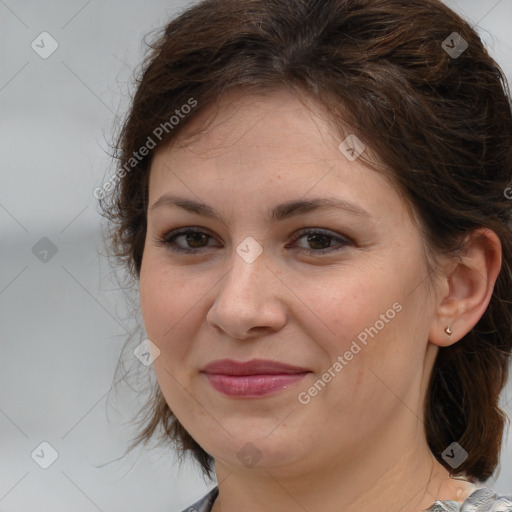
[139,87,501,512]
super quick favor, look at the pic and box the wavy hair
[100,0,512,482]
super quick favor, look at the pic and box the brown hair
[100,0,512,482]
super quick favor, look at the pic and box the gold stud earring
[444,322,453,336]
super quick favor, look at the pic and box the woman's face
[139,88,440,475]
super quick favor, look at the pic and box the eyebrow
[149,194,373,222]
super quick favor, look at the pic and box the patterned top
[425,488,512,511]
[179,486,512,512]
[179,487,218,512]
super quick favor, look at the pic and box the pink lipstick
[201,359,310,398]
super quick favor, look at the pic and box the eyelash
[153,227,353,255]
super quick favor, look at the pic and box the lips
[202,359,310,375]
[201,359,311,397]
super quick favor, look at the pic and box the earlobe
[429,228,502,348]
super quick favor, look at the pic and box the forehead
[147,87,414,228]
[152,88,353,181]
[164,87,343,161]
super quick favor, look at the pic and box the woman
[100,0,512,510]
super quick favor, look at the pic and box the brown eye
[155,227,352,256]
[290,229,352,255]
[304,233,333,250]
[185,231,209,248]
[154,228,220,253]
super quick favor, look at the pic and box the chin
[201,430,307,471]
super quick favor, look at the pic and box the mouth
[201,359,311,398]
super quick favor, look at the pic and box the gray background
[1,1,511,511]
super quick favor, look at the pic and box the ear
[429,228,502,347]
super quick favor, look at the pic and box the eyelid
[154,226,219,250]
[290,227,353,245]
[154,226,354,255]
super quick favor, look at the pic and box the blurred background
[1,1,511,511]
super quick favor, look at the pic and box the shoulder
[178,487,219,512]
[425,487,512,512]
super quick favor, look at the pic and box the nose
[206,245,288,340]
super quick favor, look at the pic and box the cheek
[139,261,166,341]
[335,296,431,417]
[287,265,403,355]
[139,255,186,348]
[293,270,427,405]
[139,257,199,413]
[139,252,212,366]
